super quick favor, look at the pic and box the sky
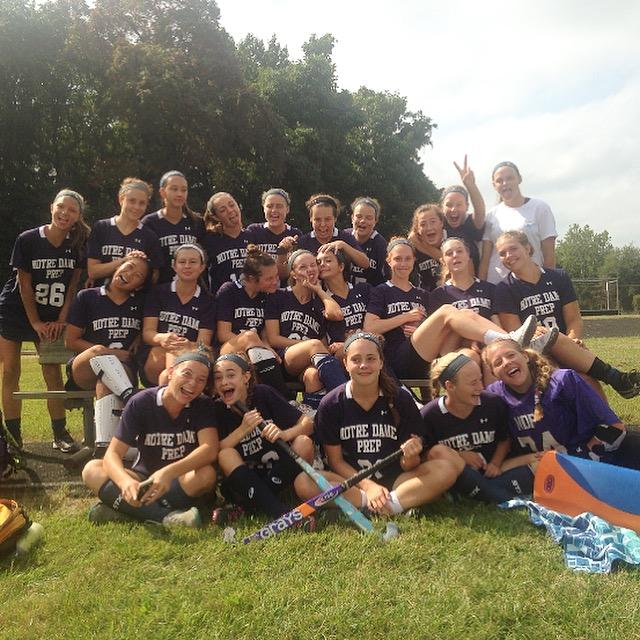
[215,0,640,246]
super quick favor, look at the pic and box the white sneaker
[528,327,559,354]
[162,506,202,528]
[508,315,538,348]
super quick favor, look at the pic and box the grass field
[2,336,640,639]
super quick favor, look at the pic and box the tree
[556,224,613,278]
[601,244,640,311]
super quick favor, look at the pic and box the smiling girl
[142,171,205,284]
[211,353,313,524]
[0,189,89,451]
[202,191,251,294]
[295,332,460,516]
[87,177,163,287]
[408,204,445,292]
[139,244,215,386]
[82,350,218,526]
[484,340,640,470]
[479,161,557,284]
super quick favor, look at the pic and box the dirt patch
[583,317,640,339]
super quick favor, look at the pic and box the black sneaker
[52,428,80,453]
[211,504,245,526]
[611,370,640,399]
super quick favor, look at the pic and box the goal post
[572,278,620,316]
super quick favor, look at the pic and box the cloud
[217,0,640,244]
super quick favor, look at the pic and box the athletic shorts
[221,453,301,502]
[387,339,429,380]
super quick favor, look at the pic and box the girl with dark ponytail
[295,332,461,517]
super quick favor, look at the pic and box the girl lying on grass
[483,339,640,470]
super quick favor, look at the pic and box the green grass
[2,338,640,639]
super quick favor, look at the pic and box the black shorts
[387,340,429,380]
[0,309,38,343]
[221,453,301,503]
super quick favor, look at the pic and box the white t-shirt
[483,198,557,284]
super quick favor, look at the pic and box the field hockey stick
[242,445,405,544]
[233,401,373,533]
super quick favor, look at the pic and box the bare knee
[302,367,322,392]
[428,444,465,473]
[291,434,314,462]
[82,459,108,493]
[218,447,244,476]
[183,465,217,496]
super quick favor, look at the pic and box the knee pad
[94,394,124,447]
[90,355,135,401]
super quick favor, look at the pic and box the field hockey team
[2,160,640,530]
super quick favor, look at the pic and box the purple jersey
[487,369,619,454]
[141,210,205,283]
[86,217,164,286]
[0,226,81,322]
[315,382,426,483]
[265,288,327,341]
[367,281,428,360]
[428,279,496,319]
[67,286,144,350]
[412,247,441,292]
[215,280,268,334]
[327,282,370,343]
[297,228,363,256]
[494,268,577,333]
[421,392,509,462]
[115,386,216,476]
[445,216,483,272]
[144,281,215,340]
[201,229,250,295]
[213,384,302,466]
[344,229,389,287]
[246,222,303,258]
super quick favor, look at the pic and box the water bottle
[15,522,44,556]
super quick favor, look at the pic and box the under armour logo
[192,307,198,311]
[480,418,488,424]
[134,238,142,244]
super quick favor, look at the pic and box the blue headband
[438,353,472,383]
[387,238,412,253]
[215,353,250,372]
[174,351,211,369]
[344,331,382,354]
[287,248,314,272]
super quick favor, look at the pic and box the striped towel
[502,498,640,573]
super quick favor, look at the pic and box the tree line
[2,1,637,311]
[557,224,640,311]
[0,0,439,283]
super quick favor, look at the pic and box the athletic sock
[51,417,67,437]
[587,357,617,385]
[5,418,22,444]
[453,466,513,503]
[226,465,289,518]
[98,479,173,523]
[386,490,404,515]
[311,353,347,391]
[247,348,288,396]
[162,478,195,510]
[302,390,326,411]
